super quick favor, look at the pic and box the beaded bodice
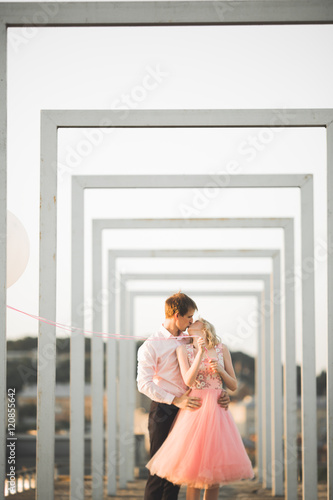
[185,342,224,390]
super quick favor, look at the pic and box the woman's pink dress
[146,342,255,489]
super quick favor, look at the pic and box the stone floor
[8,476,328,499]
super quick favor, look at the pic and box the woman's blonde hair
[198,317,220,349]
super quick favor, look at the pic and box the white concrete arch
[116,272,271,488]
[88,215,294,498]
[37,110,317,500]
[0,6,332,498]
[72,176,310,499]
[104,248,280,490]
[128,289,263,483]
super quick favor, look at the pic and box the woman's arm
[209,344,238,392]
[176,341,205,387]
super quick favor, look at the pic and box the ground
[8,476,328,499]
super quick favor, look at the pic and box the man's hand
[218,389,230,411]
[172,389,202,410]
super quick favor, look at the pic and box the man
[137,292,230,500]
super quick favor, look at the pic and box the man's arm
[172,389,201,410]
[137,343,202,410]
[137,343,175,405]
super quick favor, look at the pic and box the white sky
[5,23,333,375]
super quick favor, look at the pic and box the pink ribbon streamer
[6,304,200,342]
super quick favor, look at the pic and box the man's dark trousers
[144,401,180,500]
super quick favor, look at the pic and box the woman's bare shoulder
[221,343,232,357]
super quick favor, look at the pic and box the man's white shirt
[137,325,189,405]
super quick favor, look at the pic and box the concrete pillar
[37,113,57,500]
[0,21,7,497]
[70,177,85,500]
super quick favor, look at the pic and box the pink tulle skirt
[146,388,255,489]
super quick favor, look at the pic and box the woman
[146,317,254,500]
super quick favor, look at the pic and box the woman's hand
[197,337,206,355]
[208,358,224,374]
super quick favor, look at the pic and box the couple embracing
[137,292,254,500]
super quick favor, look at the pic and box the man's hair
[165,292,198,318]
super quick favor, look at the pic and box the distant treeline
[7,337,92,393]
[7,336,91,354]
[7,336,327,397]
